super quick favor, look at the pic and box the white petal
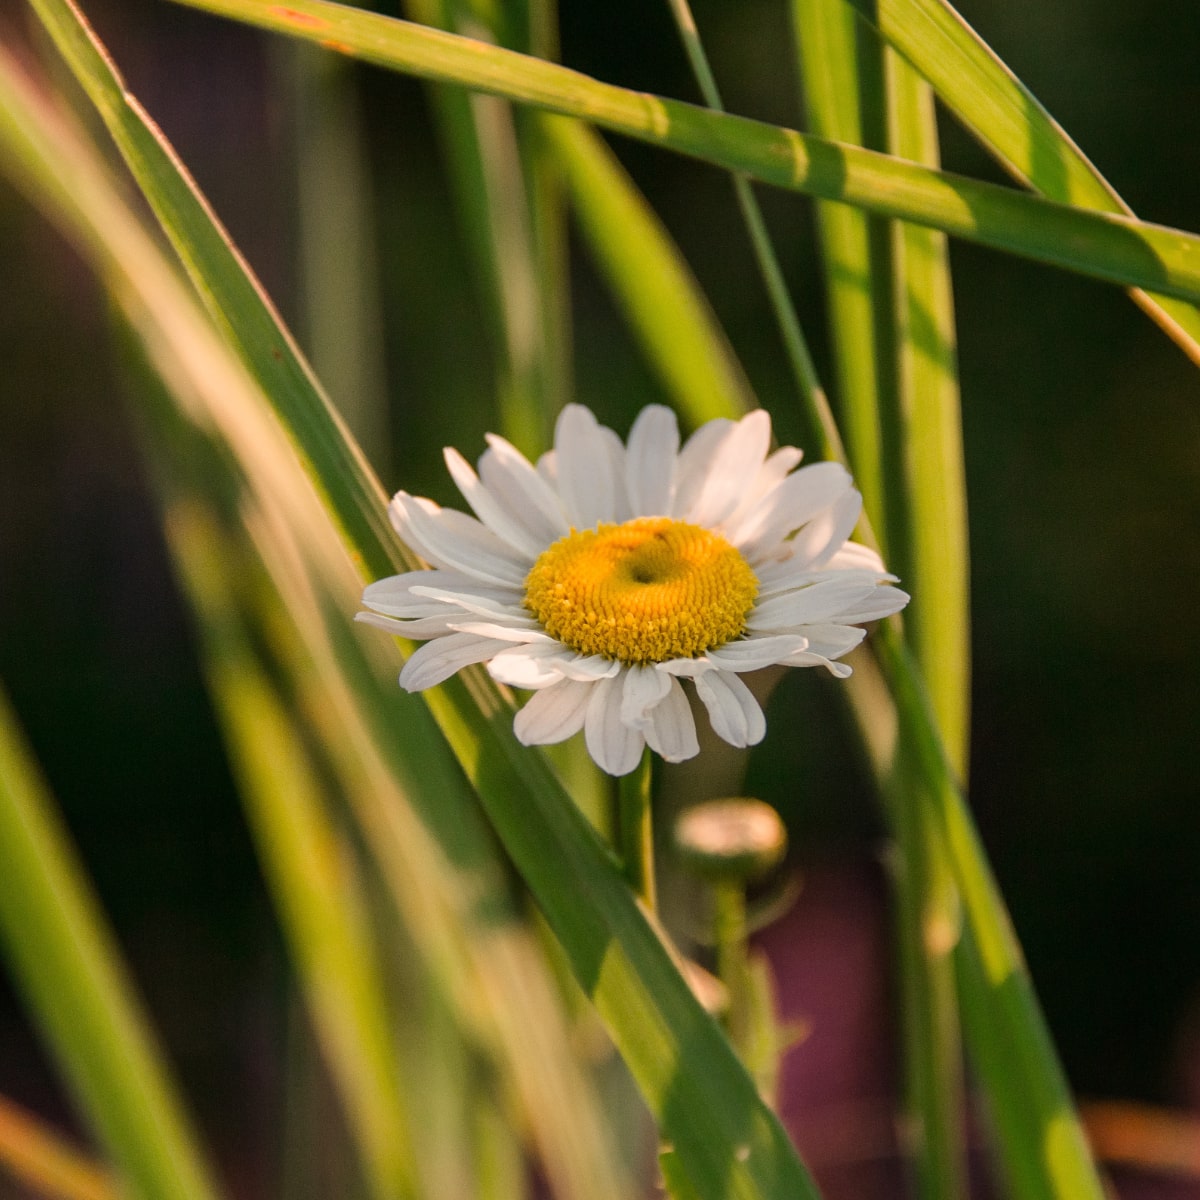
[535,448,557,489]
[625,405,679,516]
[411,585,530,622]
[729,462,852,559]
[683,410,773,527]
[556,654,622,682]
[748,581,890,630]
[447,621,551,643]
[444,446,547,559]
[799,623,868,659]
[399,633,511,691]
[694,671,766,748]
[656,656,714,679]
[487,643,575,689]
[704,634,811,672]
[786,489,863,570]
[821,539,889,574]
[390,493,529,586]
[671,418,732,518]
[357,611,461,638]
[642,676,699,762]
[783,650,855,678]
[514,679,593,745]
[830,586,910,624]
[599,425,632,522]
[585,673,645,776]
[555,404,616,528]
[480,435,569,544]
[355,611,412,635]
[363,570,518,616]
[620,664,672,728]
[724,445,804,532]
[755,561,895,597]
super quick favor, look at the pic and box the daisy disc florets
[357,404,909,776]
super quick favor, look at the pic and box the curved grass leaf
[159,0,1200,307]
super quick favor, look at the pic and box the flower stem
[618,748,656,912]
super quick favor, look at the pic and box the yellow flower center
[523,517,758,664]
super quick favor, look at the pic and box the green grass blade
[539,114,753,425]
[846,0,1200,364]
[3,29,820,1200]
[791,0,889,539]
[161,0,1200,309]
[0,680,223,1200]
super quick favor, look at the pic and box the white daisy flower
[358,404,909,776]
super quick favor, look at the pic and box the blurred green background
[1,0,1199,1183]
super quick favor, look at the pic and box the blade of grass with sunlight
[160,0,1200,308]
[872,625,1107,1200]
[2,25,821,1200]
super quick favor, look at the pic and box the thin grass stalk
[0,684,223,1200]
[844,0,1200,367]
[790,7,967,1193]
[790,0,889,537]
[661,0,840,459]
[881,50,969,780]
